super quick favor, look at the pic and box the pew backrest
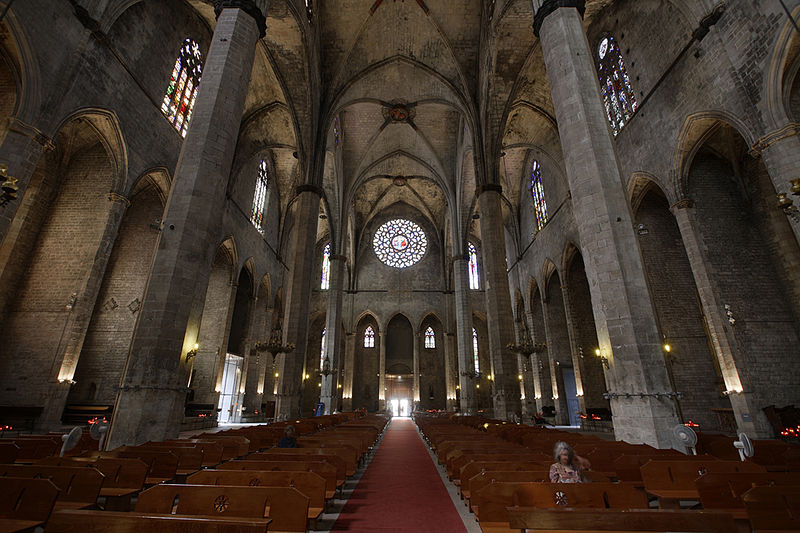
[46,509,271,533]
[742,485,800,531]
[0,464,103,504]
[0,476,59,521]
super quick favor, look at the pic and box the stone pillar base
[106,387,185,449]
[35,382,73,432]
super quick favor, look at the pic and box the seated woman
[277,425,298,448]
[549,441,585,483]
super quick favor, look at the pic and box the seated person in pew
[549,441,590,483]
[278,425,299,448]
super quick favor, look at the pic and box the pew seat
[506,508,736,533]
[46,509,271,533]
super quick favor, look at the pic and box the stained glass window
[333,117,340,146]
[161,38,203,137]
[364,326,375,348]
[250,160,269,232]
[372,219,428,268]
[597,35,638,136]
[424,326,435,349]
[529,160,548,231]
[472,328,480,374]
[320,328,326,370]
[468,242,480,289]
[321,243,331,289]
[305,0,313,22]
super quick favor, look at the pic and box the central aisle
[332,418,468,532]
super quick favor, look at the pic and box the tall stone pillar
[444,332,458,411]
[274,185,321,419]
[525,310,545,412]
[672,201,771,437]
[533,0,679,446]
[378,329,386,411]
[561,285,587,414]
[453,258,476,413]
[242,295,264,417]
[413,329,421,407]
[540,296,568,425]
[320,254,345,415]
[342,331,356,411]
[752,125,800,245]
[106,2,267,449]
[477,185,520,420]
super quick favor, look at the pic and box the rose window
[373,219,427,268]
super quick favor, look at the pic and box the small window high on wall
[250,160,269,232]
[529,160,548,232]
[364,326,375,348]
[468,242,479,290]
[424,326,435,349]
[597,35,638,136]
[472,327,480,374]
[161,38,203,137]
[321,243,331,289]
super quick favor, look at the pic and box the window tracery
[529,160,548,232]
[321,243,331,289]
[161,38,203,137]
[472,327,480,374]
[468,242,480,289]
[597,35,638,136]
[424,326,435,349]
[364,325,375,348]
[250,160,269,232]
[372,219,428,268]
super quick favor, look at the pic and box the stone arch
[302,311,327,415]
[218,236,239,285]
[353,312,380,412]
[765,3,800,125]
[129,166,172,205]
[627,171,671,214]
[0,5,42,135]
[419,312,445,411]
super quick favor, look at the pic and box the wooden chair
[0,477,59,532]
[46,509,271,532]
[189,469,326,520]
[742,485,800,532]
[136,483,308,533]
[507,508,737,533]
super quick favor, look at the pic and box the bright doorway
[390,398,410,417]
[217,353,244,424]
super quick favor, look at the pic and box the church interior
[0,0,800,530]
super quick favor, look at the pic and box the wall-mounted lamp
[663,343,671,353]
[517,374,523,381]
[186,343,199,361]
[595,348,609,369]
[0,164,19,207]
[778,179,800,223]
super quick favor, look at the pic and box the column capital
[329,254,347,262]
[7,117,55,151]
[670,197,695,211]
[106,192,130,207]
[475,183,503,197]
[214,0,268,38]
[450,253,469,264]
[533,0,585,37]
[749,122,800,156]
[295,184,324,196]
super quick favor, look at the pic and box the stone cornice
[213,0,267,38]
[7,117,55,151]
[749,123,800,156]
[533,0,586,37]
[475,183,503,197]
[295,184,324,196]
[670,198,695,211]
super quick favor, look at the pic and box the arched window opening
[321,243,331,289]
[333,117,341,146]
[468,242,480,289]
[161,38,203,137]
[305,0,313,22]
[364,325,375,348]
[472,327,480,374]
[424,326,435,349]
[597,35,638,136]
[320,328,326,370]
[250,159,269,232]
[529,160,548,232]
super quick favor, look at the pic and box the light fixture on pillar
[777,179,800,222]
[186,343,199,362]
[595,347,609,369]
[0,164,19,207]
[319,355,337,378]
[507,332,546,359]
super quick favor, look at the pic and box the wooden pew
[38,456,148,511]
[507,508,737,533]
[695,471,798,520]
[194,435,251,459]
[742,485,800,532]
[10,437,60,463]
[146,440,225,467]
[0,477,59,532]
[0,464,104,511]
[641,459,765,508]
[47,509,271,532]
[189,469,326,520]
[449,453,549,481]
[458,461,547,499]
[136,483,308,533]
[465,471,549,510]
[114,448,179,485]
[249,450,348,481]
[219,459,339,499]
[0,442,19,465]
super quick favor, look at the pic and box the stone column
[453,257,476,413]
[320,254,345,415]
[413,328,421,408]
[342,331,356,411]
[378,329,386,411]
[274,185,321,419]
[106,2,267,449]
[525,310,545,412]
[672,200,771,437]
[540,296,567,425]
[752,125,800,244]
[242,295,263,417]
[561,285,587,414]
[0,118,54,243]
[444,332,458,411]
[37,192,129,429]
[533,0,679,446]
[477,185,520,420]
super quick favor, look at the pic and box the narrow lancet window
[364,326,375,348]
[468,242,480,290]
[250,160,269,232]
[320,328,326,370]
[161,38,203,137]
[424,326,435,349]
[321,243,331,289]
[472,327,480,374]
[530,160,548,232]
[597,35,638,136]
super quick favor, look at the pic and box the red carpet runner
[332,418,467,532]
